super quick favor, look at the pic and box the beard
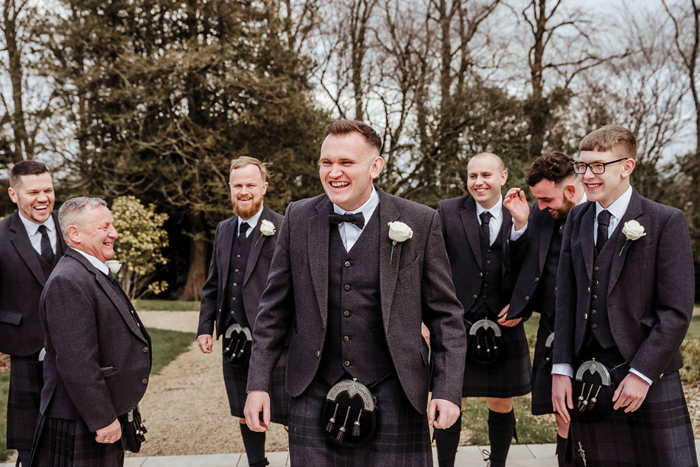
[232,196,263,220]
[548,196,575,220]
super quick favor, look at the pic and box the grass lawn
[134,299,200,312]
[0,327,194,462]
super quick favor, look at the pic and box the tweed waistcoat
[468,229,503,316]
[588,235,616,349]
[224,230,254,328]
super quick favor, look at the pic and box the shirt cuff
[510,222,527,241]
[197,334,212,340]
[630,368,653,386]
[552,363,574,378]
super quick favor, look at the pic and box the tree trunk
[178,212,207,301]
[3,0,29,162]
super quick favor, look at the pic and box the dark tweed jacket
[247,187,466,412]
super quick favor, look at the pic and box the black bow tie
[329,212,365,230]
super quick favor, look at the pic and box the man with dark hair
[197,156,286,467]
[504,152,585,466]
[434,152,531,467]
[0,160,65,465]
[30,197,151,465]
[244,120,466,465]
[552,125,697,465]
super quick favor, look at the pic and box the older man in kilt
[435,152,532,467]
[244,120,466,466]
[198,156,287,467]
[552,125,698,466]
[505,153,585,466]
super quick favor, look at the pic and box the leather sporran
[573,359,619,422]
[120,405,147,453]
[543,332,555,370]
[467,319,503,365]
[321,378,378,448]
[222,323,252,366]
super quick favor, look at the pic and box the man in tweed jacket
[244,120,466,466]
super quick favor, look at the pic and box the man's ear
[8,187,17,204]
[563,183,576,201]
[67,225,81,245]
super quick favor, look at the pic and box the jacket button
[344,361,351,367]
[344,336,349,342]
[485,272,490,277]
[345,261,351,267]
[584,313,588,320]
[235,268,240,272]
[233,282,238,287]
[592,295,597,300]
[479,272,483,277]
[591,310,597,315]
[487,260,491,264]
[143,347,149,353]
[321,323,325,329]
[534,277,539,282]
[344,285,351,291]
[142,378,148,385]
[594,266,599,271]
[525,296,530,301]
[232,297,237,301]
[344,310,350,317]
[487,249,492,253]
[483,295,488,299]
[587,287,591,293]
[218,308,222,313]
[237,254,241,258]
[484,284,489,288]
[591,324,597,329]
[472,294,477,300]
[315,351,320,357]
[594,280,599,285]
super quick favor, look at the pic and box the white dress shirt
[238,205,264,238]
[332,187,379,252]
[72,247,109,275]
[19,213,57,255]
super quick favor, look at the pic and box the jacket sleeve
[553,211,576,368]
[198,223,223,337]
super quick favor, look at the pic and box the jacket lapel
[608,190,643,295]
[52,211,66,266]
[9,212,47,286]
[501,205,512,274]
[460,196,483,269]
[538,211,556,274]
[244,207,270,287]
[378,189,402,332]
[219,218,236,290]
[579,202,596,283]
[309,197,332,327]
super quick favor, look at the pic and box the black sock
[557,434,572,467]
[433,411,462,467]
[239,422,268,467]
[487,409,516,467]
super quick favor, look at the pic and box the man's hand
[198,335,213,354]
[428,398,461,430]
[421,322,431,350]
[552,374,573,424]
[244,390,271,432]
[503,187,529,231]
[497,304,521,327]
[613,373,650,413]
[95,419,121,444]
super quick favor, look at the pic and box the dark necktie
[479,211,493,247]
[38,225,55,264]
[239,222,250,238]
[329,212,365,230]
[596,210,612,255]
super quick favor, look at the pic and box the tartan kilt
[288,374,432,466]
[531,313,555,415]
[570,371,697,467]
[29,415,124,467]
[223,348,290,425]
[7,354,43,452]
[462,320,532,398]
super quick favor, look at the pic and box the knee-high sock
[240,422,268,467]
[433,411,462,467]
[556,434,572,467]
[487,409,516,467]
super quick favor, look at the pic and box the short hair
[526,152,576,186]
[10,160,50,188]
[59,197,107,244]
[324,120,382,152]
[230,156,268,182]
[579,125,638,160]
[468,152,505,172]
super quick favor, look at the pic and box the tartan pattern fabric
[7,354,43,452]
[223,350,290,425]
[462,319,532,398]
[570,371,697,467]
[288,375,432,466]
[29,416,124,467]
[531,313,555,415]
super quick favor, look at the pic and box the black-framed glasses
[572,158,628,174]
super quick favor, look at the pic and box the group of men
[0,120,697,467]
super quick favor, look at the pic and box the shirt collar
[332,186,379,223]
[71,247,109,275]
[595,186,632,221]
[475,196,503,222]
[239,205,264,233]
[18,212,55,237]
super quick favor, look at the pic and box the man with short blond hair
[552,125,697,465]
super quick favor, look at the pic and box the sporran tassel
[352,410,362,437]
[336,406,351,442]
[326,403,339,433]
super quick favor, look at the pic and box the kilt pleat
[462,319,532,398]
[224,349,290,425]
[29,416,124,467]
[531,313,555,415]
[7,354,43,452]
[570,371,697,467]
[288,375,432,466]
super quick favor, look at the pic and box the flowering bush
[110,196,169,299]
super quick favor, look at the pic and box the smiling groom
[244,120,466,466]
[552,125,698,466]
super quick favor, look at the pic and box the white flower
[260,219,276,236]
[388,221,413,243]
[620,220,646,256]
[105,260,122,275]
[622,220,646,241]
[388,221,412,264]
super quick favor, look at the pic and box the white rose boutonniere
[388,221,413,264]
[105,260,122,275]
[256,219,276,246]
[620,220,646,256]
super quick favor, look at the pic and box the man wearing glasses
[551,125,697,465]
